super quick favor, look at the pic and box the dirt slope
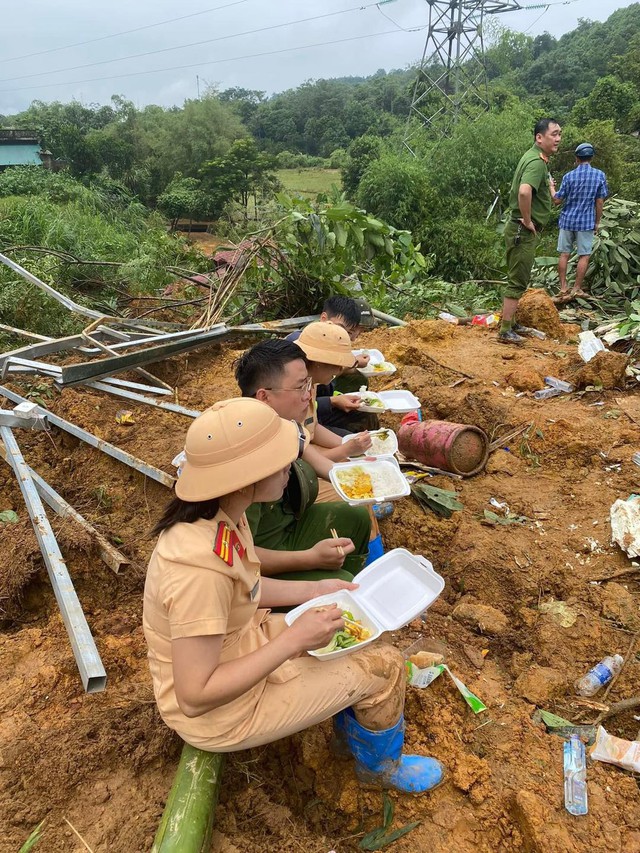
[1,312,640,852]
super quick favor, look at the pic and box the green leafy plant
[359,793,420,850]
[0,510,19,523]
[24,382,54,408]
[19,820,44,853]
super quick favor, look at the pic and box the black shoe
[497,329,525,345]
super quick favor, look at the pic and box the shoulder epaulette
[213,522,246,566]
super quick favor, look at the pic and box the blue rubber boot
[338,709,445,793]
[364,533,384,567]
[330,709,351,758]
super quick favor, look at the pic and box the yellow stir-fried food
[344,617,371,642]
[337,466,374,500]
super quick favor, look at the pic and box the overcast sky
[0,0,634,115]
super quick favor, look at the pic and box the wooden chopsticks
[330,527,345,557]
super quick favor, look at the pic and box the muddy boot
[330,711,351,759]
[338,708,445,793]
[497,328,525,346]
[364,534,384,566]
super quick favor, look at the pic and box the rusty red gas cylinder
[398,419,489,476]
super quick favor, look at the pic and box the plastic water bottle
[575,654,624,697]
[534,387,562,400]
[564,735,588,815]
[545,376,575,393]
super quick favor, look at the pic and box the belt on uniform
[511,220,544,233]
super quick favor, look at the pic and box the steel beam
[100,377,172,396]
[86,381,200,418]
[58,326,229,386]
[0,426,107,693]
[0,441,128,573]
[0,385,175,488]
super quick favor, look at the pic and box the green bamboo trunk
[152,743,224,853]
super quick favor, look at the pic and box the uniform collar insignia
[213,521,246,566]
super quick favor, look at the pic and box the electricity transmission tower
[403,0,521,153]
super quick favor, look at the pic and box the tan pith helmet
[175,398,301,502]
[296,321,356,368]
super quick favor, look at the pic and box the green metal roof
[0,143,41,166]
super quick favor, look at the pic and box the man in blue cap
[553,142,608,302]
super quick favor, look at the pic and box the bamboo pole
[152,744,224,853]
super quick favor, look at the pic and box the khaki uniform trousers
[181,616,405,753]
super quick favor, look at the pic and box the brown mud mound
[516,288,566,339]
[573,350,629,390]
[506,367,545,392]
[2,322,640,852]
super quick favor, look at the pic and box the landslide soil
[2,314,640,853]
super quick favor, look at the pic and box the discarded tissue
[610,495,640,558]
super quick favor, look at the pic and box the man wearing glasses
[234,339,372,584]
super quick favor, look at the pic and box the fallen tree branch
[594,695,640,725]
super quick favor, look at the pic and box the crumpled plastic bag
[610,495,640,558]
[591,725,640,773]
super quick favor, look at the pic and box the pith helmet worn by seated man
[296,321,356,369]
[175,397,300,502]
[575,142,595,158]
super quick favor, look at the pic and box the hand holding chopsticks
[330,527,345,557]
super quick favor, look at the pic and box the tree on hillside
[157,174,221,231]
[201,139,277,220]
[342,135,382,198]
[572,76,640,132]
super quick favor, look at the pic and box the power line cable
[0,1,392,85]
[0,0,252,66]
[0,28,424,95]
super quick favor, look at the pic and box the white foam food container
[378,389,421,413]
[354,390,386,413]
[341,428,398,458]
[285,548,445,659]
[353,348,385,365]
[329,455,409,505]
[358,361,397,377]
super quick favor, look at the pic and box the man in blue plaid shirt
[553,142,608,302]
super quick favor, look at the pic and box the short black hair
[322,295,361,328]
[234,338,307,396]
[534,118,560,138]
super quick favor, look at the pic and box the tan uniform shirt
[143,509,297,740]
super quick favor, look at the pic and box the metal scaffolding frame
[403,0,521,151]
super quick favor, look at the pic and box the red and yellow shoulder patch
[213,522,246,566]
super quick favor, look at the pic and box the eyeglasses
[292,421,306,459]
[264,376,313,395]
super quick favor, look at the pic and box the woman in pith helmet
[143,397,443,792]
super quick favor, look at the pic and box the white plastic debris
[610,495,640,558]
[578,331,606,363]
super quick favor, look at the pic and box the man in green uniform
[235,339,372,584]
[499,118,562,345]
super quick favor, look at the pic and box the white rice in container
[368,430,396,455]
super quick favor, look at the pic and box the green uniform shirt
[507,144,553,227]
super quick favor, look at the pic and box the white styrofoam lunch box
[329,455,409,505]
[341,428,398,458]
[354,390,386,413]
[358,361,397,377]
[353,347,385,365]
[377,389,421,413]
[285,548,445,659]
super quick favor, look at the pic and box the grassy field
[275,168,342,198]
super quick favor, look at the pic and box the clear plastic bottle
[544,376,575,393]
[564,734,588,815]
[575,654,624,697]
[534,387,562,400]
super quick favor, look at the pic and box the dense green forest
[1,3,640,326]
